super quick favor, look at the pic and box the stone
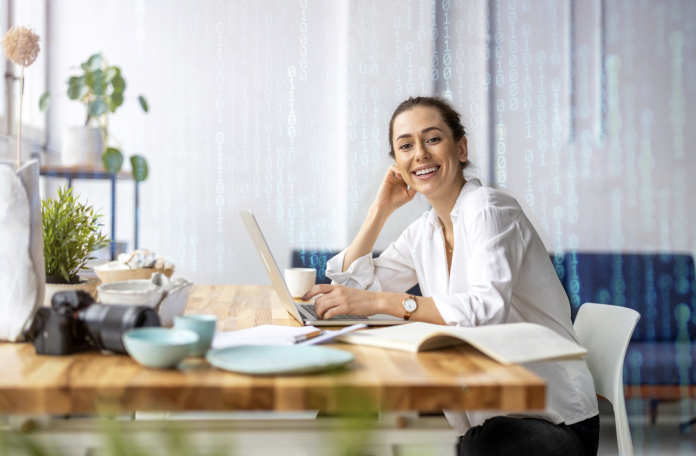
[154,256,175,270]
[118,249,158,269]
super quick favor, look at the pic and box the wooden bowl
[94,267,174,284]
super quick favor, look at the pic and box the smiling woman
[301,96,601,456]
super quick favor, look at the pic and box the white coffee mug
[284,268,316,298]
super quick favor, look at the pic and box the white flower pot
[0,160,45,341]
[62,126,104,167]
[44,277,101,307]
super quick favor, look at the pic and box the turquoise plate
[205,345,355,375]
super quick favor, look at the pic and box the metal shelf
[40,165,140,261]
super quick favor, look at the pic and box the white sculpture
[0,160,45,341]
[151,272,193,327]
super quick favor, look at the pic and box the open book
[336,322,587,365]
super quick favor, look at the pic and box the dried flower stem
[1,26,41,169]
[17,65,23,169]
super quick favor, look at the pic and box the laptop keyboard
[299,304,369,321]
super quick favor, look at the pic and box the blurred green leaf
[15,432,54,456]
[103,147,124,173]
[112,75,126,93]
[108,92,124,112]
[81,53,102,72]
[130,155,148,182]
[66,76,87,100]
[138,95,149,113]
[87,69,105,95]
[39,91,51,112]
[104,66,119,81]
[88,99,107,117]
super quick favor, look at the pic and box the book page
[338,322,586,364]
[337,323,436,353]
[444,323,587,365]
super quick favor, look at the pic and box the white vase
[62,126,104,167]
[0,160,45,341]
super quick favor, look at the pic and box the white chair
[574,303,641,456]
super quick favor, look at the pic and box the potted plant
[39,53,149,179]
[42,185,110,305]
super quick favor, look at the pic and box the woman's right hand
[373,164,417,214]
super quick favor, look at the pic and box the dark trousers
[457,414,600,456]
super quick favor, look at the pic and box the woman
[303,97,599,455]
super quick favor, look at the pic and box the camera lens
[78,304,160,353]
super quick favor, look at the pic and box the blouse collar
[425,178,483,238]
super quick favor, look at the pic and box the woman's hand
[302,285,381,320]
[373,164,417,214]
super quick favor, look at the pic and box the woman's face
[391,106,468,199]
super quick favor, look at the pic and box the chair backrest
[574,303,640,456]
[291,250,336,284]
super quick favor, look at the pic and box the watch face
[404,298,417,312]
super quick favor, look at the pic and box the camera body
[27,290,160,356]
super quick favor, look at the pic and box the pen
[297,324,368,346]
[293,330,324,343]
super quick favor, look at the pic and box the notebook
[211,325,319,349]
[336,322,587,365]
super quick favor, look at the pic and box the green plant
[39,53,150,181]
[42,185,111,282]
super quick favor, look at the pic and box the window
[1,0,47,157]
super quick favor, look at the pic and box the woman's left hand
[302,285,380,320]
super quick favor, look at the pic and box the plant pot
[44,276,101,307]
[62,126,104,167]
[0,160,45,341]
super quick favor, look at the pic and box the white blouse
[326,178,598,435]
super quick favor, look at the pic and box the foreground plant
[42,185,110,283]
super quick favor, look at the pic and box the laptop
[239,209,408,327]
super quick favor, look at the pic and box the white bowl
[94,262,174,284]
[97,280,164,308]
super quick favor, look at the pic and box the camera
[26,290,160,356]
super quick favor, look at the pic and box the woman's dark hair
[388,96,472,171]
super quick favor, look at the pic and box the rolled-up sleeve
[325,249,381,291]
[326,222,420,294]
[431,206,524,327]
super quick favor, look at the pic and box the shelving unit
[40,164,140,261]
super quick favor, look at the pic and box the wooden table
[0,285,545,416]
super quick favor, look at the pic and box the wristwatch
[402,294,418,321]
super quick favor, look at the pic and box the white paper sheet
[211,324,319,349]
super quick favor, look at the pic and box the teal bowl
[123,328,199,369]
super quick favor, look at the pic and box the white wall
[46,0,348,284]
[44,0,696,285]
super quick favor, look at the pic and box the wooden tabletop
[0,285,545,415]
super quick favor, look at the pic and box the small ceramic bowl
[97,280,164,307]
[123,328,199,369]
